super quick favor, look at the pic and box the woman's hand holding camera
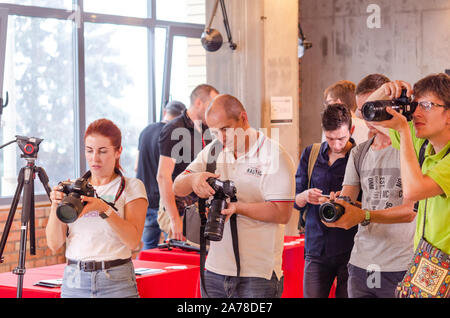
[50,185,66,206]
[80,196,110,218]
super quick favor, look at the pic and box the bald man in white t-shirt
[173,94,295,298]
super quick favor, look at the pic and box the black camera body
[204,178,237,241]
[319,196,353,223]
[56,177,95,223]
[361,89,416,121]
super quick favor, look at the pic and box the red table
[0,260,200,298]
[139,235,308,298]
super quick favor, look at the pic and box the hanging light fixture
[201,0,237,52]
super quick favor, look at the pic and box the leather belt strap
[67,257,131,272]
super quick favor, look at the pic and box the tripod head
[0,135,43,159]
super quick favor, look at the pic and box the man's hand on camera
[366,80,413,102]
[191,172,220,198]
[372,107,410,132]
[322,198,364,230]
[221,202,238,223]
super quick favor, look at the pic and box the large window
[0,1,206,202]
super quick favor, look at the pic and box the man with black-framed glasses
[368,73,450,257]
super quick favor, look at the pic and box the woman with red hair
[46,118,148,298]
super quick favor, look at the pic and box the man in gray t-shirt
[345,144,415,268]
[322,77,416,297]
[325,138,416,298]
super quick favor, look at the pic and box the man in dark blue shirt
[136,101,186,250]
[294,104,358,298]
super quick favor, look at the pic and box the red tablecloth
[0,260,200,298]
[139,235,309,298]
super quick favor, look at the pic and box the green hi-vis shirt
[390,122,450,254]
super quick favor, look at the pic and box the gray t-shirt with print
[343,144,415,272]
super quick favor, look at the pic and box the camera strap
[82,168,126,210]
[199,140,240,297]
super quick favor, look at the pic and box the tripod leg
[0,168,25,262]
[15,164,34,298]
[29,175,36,256]
[36,166,51,200]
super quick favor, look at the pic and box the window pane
[0,0,72,10]
[1,16,75,196]
[169,36,206,106]
[156,0,205,24]
[84,23,149,178]
[84,0,147,18]
[154,27,166,121]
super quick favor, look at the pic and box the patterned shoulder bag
[395,199,450,298]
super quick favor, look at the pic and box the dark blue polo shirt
[294,140,358,257]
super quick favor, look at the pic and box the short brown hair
[189,84,219,106]
[414,73,450,107]
[356,74,391,96]
[321,103,352,132]
[323,80,357,112]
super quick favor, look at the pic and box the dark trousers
[201,270,284,298]
[141,207,161,250]
[347,263,406,298]
[303,251,352,298]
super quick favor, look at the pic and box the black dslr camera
[56,177,95,223]
[361,89,416,121]
[204,178,237,241]
[319,196,354,223]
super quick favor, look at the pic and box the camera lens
[56,196,84,223]
[204,199,227,241]
[319,202,345,223]
[361,101,394,121]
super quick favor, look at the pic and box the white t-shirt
[65,176,148,262]
[185,131,296,280]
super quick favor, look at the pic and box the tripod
[0,136,51,298]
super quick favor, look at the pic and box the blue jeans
[303,251,351,298]
[201,270,284,298]
[61,261,139,298]
[347,264,406,298]
[141,207,162,250]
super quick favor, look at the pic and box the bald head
[206,94,247,122]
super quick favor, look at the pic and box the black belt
[67,258,131,272]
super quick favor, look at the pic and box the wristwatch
[361,210,371,226]
[99,207,113,219]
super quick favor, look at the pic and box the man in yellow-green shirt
[368,73,450,254]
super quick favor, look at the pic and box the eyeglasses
[411,101,448,112]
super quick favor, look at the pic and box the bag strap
[354,136,375,178]
[414,140,429,212]
[307,143,321,189]
[298,143,321,230]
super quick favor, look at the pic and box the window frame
[0,0,205,204]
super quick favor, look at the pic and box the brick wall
[0,203,65,273]
[0,202,143,274]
